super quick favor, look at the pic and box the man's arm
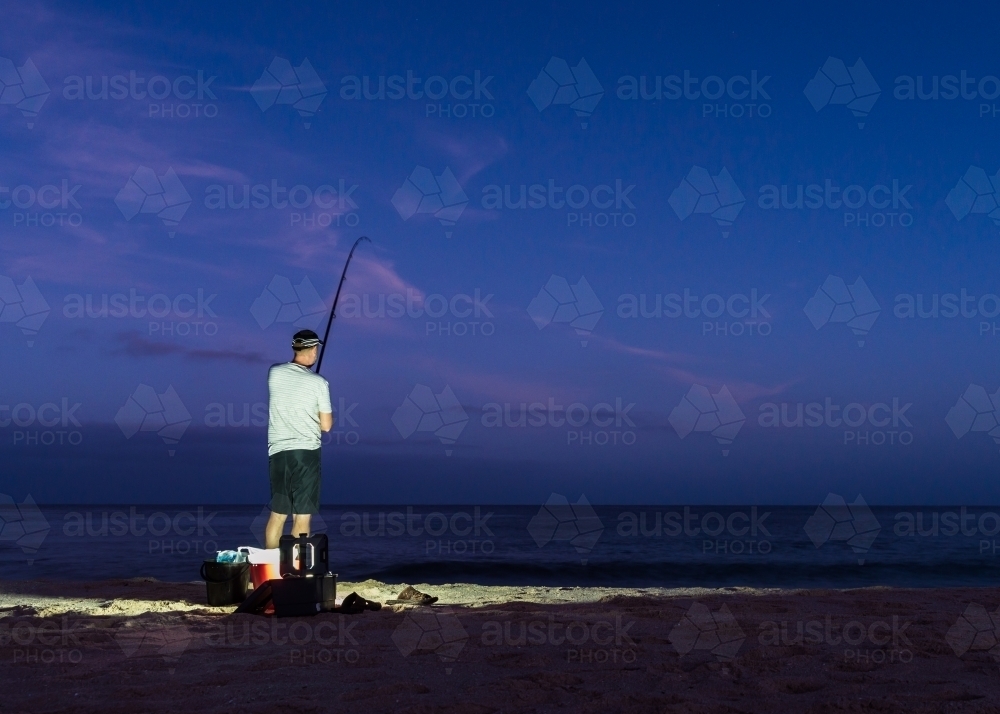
[320,412,333,432]
[317,377,334,432]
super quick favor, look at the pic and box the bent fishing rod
[315,235,370,374]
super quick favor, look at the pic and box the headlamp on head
[292,329,323,351]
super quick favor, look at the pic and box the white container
[238,546,280,565]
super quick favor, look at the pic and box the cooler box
[238,546,281,590]
[271,574,337,617]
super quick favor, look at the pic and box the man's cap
[292,329,323,349]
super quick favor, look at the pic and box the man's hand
[320,412,333,432]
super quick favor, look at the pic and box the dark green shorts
[269,448,321,515]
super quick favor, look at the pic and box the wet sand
[3,578,1000,712]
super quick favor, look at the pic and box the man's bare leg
[291,514,311,538]
[265,511,288,549]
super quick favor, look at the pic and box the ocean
[3,504,1000,588]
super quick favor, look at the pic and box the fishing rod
[315,235,370,374]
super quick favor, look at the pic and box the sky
[3,0,1000,505]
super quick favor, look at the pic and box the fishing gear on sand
[315,235,370,374]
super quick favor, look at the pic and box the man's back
[267,362,332,456]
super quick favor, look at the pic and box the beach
[3,578,1000,712]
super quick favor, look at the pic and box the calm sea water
[3,504,1000,588]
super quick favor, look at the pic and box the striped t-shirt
[267,362,332,456]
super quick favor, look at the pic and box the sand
[3,578,1000,712]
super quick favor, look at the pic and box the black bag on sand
[271,573,337,617]
[236,573,346,617]
[235,580,274,615]
[200,560,250,606]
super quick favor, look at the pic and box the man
[265,329,333,548]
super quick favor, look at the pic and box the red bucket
[250,562,280,590]
[239,547,281,590]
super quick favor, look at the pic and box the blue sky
[3,0,1000,505]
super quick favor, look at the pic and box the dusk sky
[4,0,1000,505]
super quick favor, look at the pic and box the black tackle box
[270,573,337,617]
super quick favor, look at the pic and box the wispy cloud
[423,130,508,186]
[595,334,707,365]
[658,365,797,403]
[595,334,797,402]
[111,330,269,364]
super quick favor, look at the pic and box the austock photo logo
[757,178,914,228]
[617,288,772,338]
[58,504,222,564]
[339,69,495,120]
[527,493,604,564]
[327,396,363,447]
[3,615,96,666]
[213,395,355,447]
[0,179,84,228]
[756,614,913,665]
[392,608,468,671]
[804,493,881,565]
[946,384,1000,452]
[527,275,603,346]
[0,494,50,565]
[0,398,84,449]
[204,402,266,429]
[63,288,219,340]
[616,68,772,119]
[946,166,1000,229]
[668,384,745,456]
[803,275,880,347]
[615,506,773,556]
[669,603,746,662]
[893,70,1000,118]
[204,178,360,229]
[115,621,193,670]
[115,384,192,456]
[527,57,603,128]
[891,506,1000,550]
[668,166,745,237]
[480,397,636,447]
[0,56,49,128]
[480,179,637,229]
[893,288,1000,338]
[0,275,50,346]
[20,10,1000,710]
[804,56,880,128]
[63,68,219,119]
[758,396,913,447]
[947,603,1000,667]
[392,166,468,237]
[339,288,495,338]
[392,384,469,456]
[251,275,326,331]
[479,612,638,667]
[251,57,327,128]
[200,614,364,667]
[334,507,493,560]
[115,166,192,237]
